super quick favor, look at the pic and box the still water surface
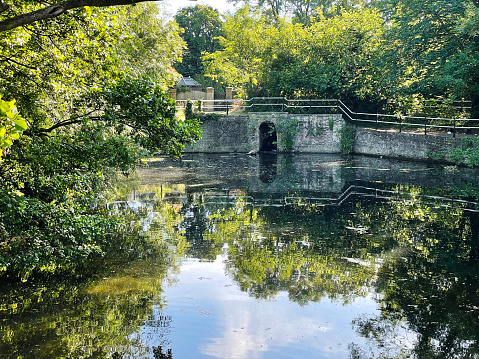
[2,154,479,359]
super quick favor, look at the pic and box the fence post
[399,116,402,133]
[226,87,233,116]
[424,117,427,136]
[169,88,177,101]
[206,87,214,112]
[376,112,379,128]
[453,118,456,138]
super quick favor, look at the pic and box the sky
[159,0,239,17]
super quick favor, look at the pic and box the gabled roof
[177,77,202,87]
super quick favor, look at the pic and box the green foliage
[381,0,479,117]
[0,188,119,280]
[185,99,220,123]
[449,137,479,167]
[100,76,202,158]
[185,100,194,121]
[174,5,224,78]
[268,8,386,105]
[115,3,186,83]
[203,5,280,97]
[0,96,27,156]
[276,118,300,151]
[425,149,447,161]
[328,117,334,131]
[205,6,385,104]
[339,125,356,154]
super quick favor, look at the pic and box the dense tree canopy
[174,5,224,78]
[204,0,479,115]
[381,0,479,117]
[204,5,385,105]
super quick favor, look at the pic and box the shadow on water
[2,154,479,358]
[259,153,277,183]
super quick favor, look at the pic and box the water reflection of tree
[0,202,186,359]
[351,201,479,358]
[178,199,223,261]
[200,197,390,304]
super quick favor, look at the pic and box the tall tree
[203,5,280,97]
[0,3,201,280]
[115,3,186,81]
[288,0,323,24]
[267,7,386,107]
[174,5,224,78]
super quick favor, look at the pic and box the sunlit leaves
[115,3,185,83]
[204,6,385,102]
[203,5,282,97]
[381,0,479,116]
[0,96,27,155]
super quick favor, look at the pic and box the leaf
[1,138,12,147]
[14,118,28,131]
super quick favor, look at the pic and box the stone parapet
[184,113,344,153]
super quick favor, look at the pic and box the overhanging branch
[0,0,197,32]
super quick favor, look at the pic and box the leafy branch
[0,0,198,32]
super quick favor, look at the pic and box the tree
[380,0,479,117]
[115,3,186,80]
[0,0,197,32]
[174,5,224,78]
[288,0,322,24]
[276,8,385,106]
[203,5,280,97]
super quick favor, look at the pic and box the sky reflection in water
[141,255,380,359]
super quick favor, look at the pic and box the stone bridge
[185,113,345,153]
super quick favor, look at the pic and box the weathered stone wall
[185,113,344,153]
[184,113,468,162]
[185,115,256,153]
[354,128,462,161]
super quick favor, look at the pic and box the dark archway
[259,122,277,152]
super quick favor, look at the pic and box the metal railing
[175,97,479,137]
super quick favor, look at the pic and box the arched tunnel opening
[259,122,277,152]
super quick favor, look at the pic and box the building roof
[177,77,202,87]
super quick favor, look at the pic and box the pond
[1,154,479,359]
